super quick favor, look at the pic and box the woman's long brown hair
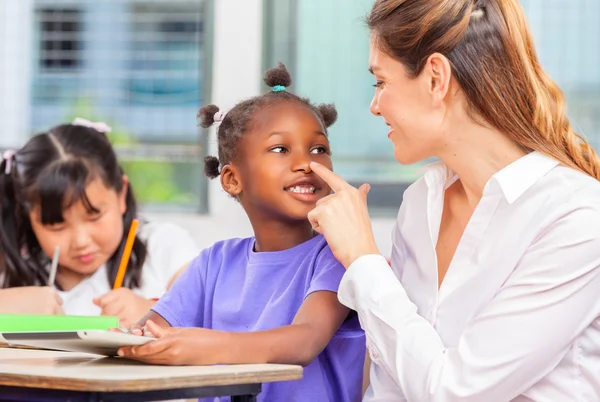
[368,0,600,180]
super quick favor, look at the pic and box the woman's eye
[46,225,66,233]
[373,81,384,88]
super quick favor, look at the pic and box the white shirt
[58,221,200,315]
[338,151,600,402]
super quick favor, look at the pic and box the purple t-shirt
[152,234,365,402]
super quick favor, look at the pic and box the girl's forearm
[213,324,323,367]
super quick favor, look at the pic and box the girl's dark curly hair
[199,63,338,179]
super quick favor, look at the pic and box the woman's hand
[0,286,64,315]
[307,162,380,268]
[118,320,226,365]
[93,288,156,329]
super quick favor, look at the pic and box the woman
[308,0,600,401]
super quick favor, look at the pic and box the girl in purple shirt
[119,63,366,402]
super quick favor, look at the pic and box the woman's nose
[370,94,381,116]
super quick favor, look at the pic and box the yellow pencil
[113,219,139,289]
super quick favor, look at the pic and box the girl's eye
[46,225,66,233]
[311,146,329,155]
[271,146,288,153]
[90,212,104,222]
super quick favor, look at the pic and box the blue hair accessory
[272,85,286,92]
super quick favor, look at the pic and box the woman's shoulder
[495,164,600,249]
[530,165,600,220]
[547,164,600,198]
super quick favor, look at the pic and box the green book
[0,314,118,332]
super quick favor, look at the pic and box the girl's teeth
[288,186,315,194]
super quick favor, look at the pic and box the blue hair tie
[272,85,286,92]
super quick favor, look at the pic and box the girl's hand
[0,286,64,315]
[118,321,226,365]
[93,288,156,329]
[307,162,380,268]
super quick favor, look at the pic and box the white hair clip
[213,111,226,123]
[471,8,484,19]
[3,150,16,175]
[72,117,112,133]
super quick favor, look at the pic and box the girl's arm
[120,290,351,366]
[219,290,349,366]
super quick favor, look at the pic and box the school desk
[0,347,303,401]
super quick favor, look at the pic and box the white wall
[0,0,32,148]
[207,0,263,223]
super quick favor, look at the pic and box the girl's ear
[119,175,129,214]
[220,164,242,196]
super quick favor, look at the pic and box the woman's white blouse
[338,152,600,401]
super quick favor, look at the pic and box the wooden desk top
[0,348,303,392]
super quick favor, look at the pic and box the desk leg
[231,395,257,402]
[0,383,261,401]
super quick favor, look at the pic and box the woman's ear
[424,52,452,105]
[119,175,129,214]
[220,165,242,197]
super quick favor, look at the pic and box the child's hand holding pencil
[93,219,155,328]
